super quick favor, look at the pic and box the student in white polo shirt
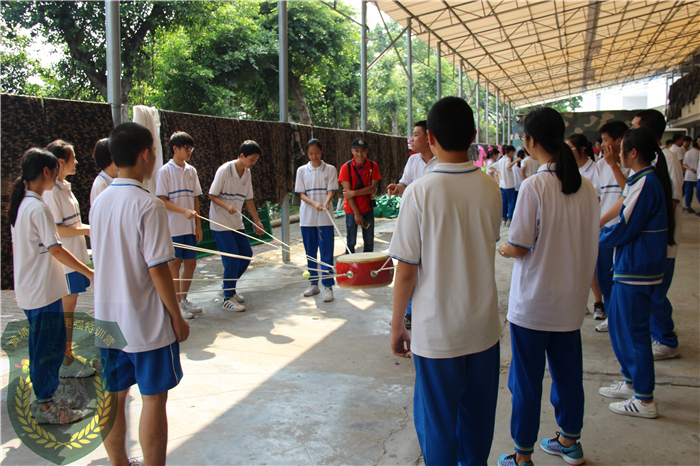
[513,149,525,199]
[387,120,437,197]
[9,148,93,425]
[90,138,117,204]
[670,134,685,162]
[294,139,339,303]
[208,140,266,312]
[90,122,190,465]
[42,140,95,379]
[495,145,518,226]
[156,132,204,319]
[593,121,631,330]
[520,151,540,180]
[389,97,502,466]
[497,107,599,466]
[682,140,699,214]
[567,134,597,186]
[386,119,437,329]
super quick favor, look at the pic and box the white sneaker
[222,298,245,312]
[609,398,658,419]
[595,318,608,332]
[232,293,245,303]
[59,359,96,378]
[599,381,634,399]
[181,308,195,320]
[652,340,680,360]
[303,285,320,297]
[180,299,203,314]
[323,288,334,302]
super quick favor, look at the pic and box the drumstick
[325,209,352,255]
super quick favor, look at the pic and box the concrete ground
[1,203,698,465]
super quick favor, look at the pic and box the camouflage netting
[1,95,410,289]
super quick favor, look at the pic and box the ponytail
[622,128,676,247]
[7,148,59,226]
[525,107,582,194]
[567,133,595,161]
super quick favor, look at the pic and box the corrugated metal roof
[375,1,700,106]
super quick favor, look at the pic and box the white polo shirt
[90,171,114,205]
[398,153,438,187]
[155,160,203,237]
[294,161,339,227]
[388,162,502,359]
[594,159,631,228]
[90,178,176,353]
[208,160,254,232]
[659,147,683,259]
[579,158,598,186]
[11,192,69,310]
[522,156,540,178]
[507,163,600,332]
[683,148,699,182]
[670,144,684,161]
[495,156,515,189]
[513,161,524,191]
[486,159,496,176]
[42,179,90,275]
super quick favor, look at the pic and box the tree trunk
[391,109,399,136]
[289,72,312,126]
[350,115,358,130]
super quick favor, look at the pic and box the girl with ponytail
[496,107,600,466]
[9,148,94,425]
[598,126,674,420]
[567,133,597,186]
[42,140,95,379]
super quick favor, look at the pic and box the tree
[517,96,583,115]
[0,21,47,96]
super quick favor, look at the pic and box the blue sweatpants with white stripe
[608,282,655,400]
[500,188,516,220]
[24,300,66,404]
[413,342,500,466]
[596,246,615,308]
[301,226,335,288]
[212,229,252,297]
[508,323,584,456]
[650,259,678,348]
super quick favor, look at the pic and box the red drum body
[335,253,394,289]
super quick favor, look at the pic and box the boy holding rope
[156,131,203,319]
[388,97,502,465]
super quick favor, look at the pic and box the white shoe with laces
[303,285,320,297]
[232,293,245,303]
[595,318,609,332]
[609,397,658,418]
[652,340,680,360]
[180,299,203,313]
[323,288,334,302]
[222,298,245,312]
[599,381,634,399]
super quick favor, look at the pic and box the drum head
[336,252,389,263]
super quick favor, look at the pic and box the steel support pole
[485,82,489,146]
[361,1,367,131]
[436,41,442,100]
[406,18,412,137]
[105,0,122,126]
[279,0,290,262]
[495,89,499,146]
[475,74,480,144]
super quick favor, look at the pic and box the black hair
[239,140,262,157]
[414,120,427,134]
[504,145,516,154]
[523,107,582,194]
[93,138,112,170]
[621,127,675,246]
[516,149,526,159]
[489,147,500,158]
[683,136,692,143]
[665,139,674,146]
[45,139,74,163]
[109,122,154,168]
[168,131,195,155]
[567,134,595,160]
[598,121,628,141]
[8,148,58,226]
[306,139,323,151]
[672,133,683,143]
[692,140,700,150]
[426,96,476,152]
[634,110,666,141]
[596,137,603,144]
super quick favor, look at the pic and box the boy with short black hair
[338,138,381,253]
[389,96,502,465]
[90,138,118,204]
[90,122,190,466]
[156,131,203,319]
[670,133,685,161]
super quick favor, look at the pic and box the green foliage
[518,96,583,115]
[0,21,46,96]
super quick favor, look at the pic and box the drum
[335,252,394,289]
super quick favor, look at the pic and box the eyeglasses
[182,146,194,152]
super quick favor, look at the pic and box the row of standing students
[387,99,680,466]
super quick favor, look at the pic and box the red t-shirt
[338,159,381,214]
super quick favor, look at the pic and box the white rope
[172,242,326,273]
[375,256,394,273]
[205,212,335,270]
[174,276,308,282]
[325,208,352,255]
[177,274,349,294]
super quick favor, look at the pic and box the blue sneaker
[540,432,585,465]
[498,453,534,466]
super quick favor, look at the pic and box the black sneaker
[593,302,606,320]
[404,314,412,329]
[683,207,696,214]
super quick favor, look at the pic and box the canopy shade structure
[376,1,700,107]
